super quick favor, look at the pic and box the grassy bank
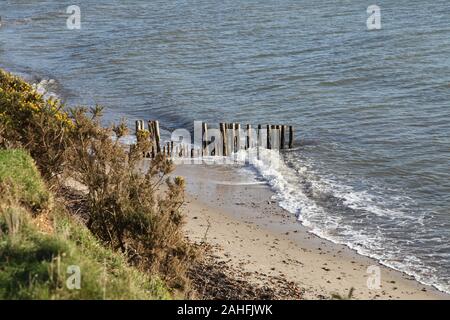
[0,149,170,299]
[0,68,195,299]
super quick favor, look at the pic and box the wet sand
[174,163,449,300]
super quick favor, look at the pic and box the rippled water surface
[1,0,450,292]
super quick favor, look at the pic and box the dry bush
[64,106,196,290]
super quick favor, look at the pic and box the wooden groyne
[135,120,294,158]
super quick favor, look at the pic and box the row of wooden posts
[135,120,294,158]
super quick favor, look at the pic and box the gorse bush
[0,70,71,181]
[65,106,195,289]
[0,69,196,294]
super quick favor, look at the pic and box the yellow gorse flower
[0,69,74,130]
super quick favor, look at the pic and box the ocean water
[1,0,450,292]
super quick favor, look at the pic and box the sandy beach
[174,163,449,300]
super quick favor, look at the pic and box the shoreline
[174,163,449,300]
[2,63,446,299]
[3,64,448,300]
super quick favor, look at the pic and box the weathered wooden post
[153,120,161,154]
[280,125,286,149]
[288,126,294,148]
[277,126,280,148]
[135,120,142,133]
[257,124,262,148]
[266,124,271,149]
[173,144,178,157]
[220,123,227,156]
[202,122,208,156]
[270,124,277,149]
[166,142,171,156]
[228,123,235,154]
[246,124,251,149]
[235,123,241,152]
[136,120,148,157]
[274,125,281,150]
[147,120,154,135]
[147,120,155,149]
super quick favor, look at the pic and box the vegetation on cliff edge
[0,69,196,299]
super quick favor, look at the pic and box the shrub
[1,68,196,294]
[64,107,196,290]
[0,69,71,181]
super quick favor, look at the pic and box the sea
[1,0,449,293]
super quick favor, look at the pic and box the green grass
[0,149,171,300]
[0,149,50,211]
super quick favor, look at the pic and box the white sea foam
[246,149,450,294]
[32,78,59,100]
